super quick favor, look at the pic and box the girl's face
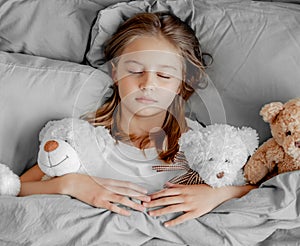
[113,35,183,119]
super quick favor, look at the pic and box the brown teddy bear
[244,98,300,184]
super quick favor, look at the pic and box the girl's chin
[120,102,170,119]
[131,107,167,118]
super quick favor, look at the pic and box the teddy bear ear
[39,120,56,142]
[238,127,259,156]
[259,102,283,123]
[287,97,300,107]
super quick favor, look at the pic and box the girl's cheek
[159,91,177,105]
[162,83,181,95]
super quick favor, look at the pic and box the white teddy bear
[0,118,85,195]
[0,117,102,194]
[153,124,259,188]
[37,117,111,180]
[37,118,92,179]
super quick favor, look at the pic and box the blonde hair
[83,12,209,163]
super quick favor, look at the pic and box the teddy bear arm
[254,138,285,169]
[244,139,284,184]
[244,150,270,184]
[264,138,285,165]
[278,155,300,174]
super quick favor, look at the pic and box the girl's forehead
[122,35,180,54]
[112,36,184,76]
[117,50,183,70]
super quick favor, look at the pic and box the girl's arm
[19,164,150,215]
[143,182,257,227]
[19,164,65,196]
[19,165,63,196]
[20,164,46,182]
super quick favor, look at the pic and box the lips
[135,97,158,104]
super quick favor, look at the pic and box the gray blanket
[0,171,299,246]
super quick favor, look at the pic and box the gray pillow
[0,0,131,63]
[0,51,112,175]
[86,0,300,143]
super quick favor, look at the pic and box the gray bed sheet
[0,171,299,246]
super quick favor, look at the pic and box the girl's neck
[119,107,166,147]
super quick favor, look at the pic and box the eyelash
[128,70,142,74]
[158,73,171,79]
[128,70,171,79]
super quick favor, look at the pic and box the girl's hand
[61,173,151,216]
[143,182,255,227]
[20,164,150,216]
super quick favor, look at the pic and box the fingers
[65,174,150,215]
[147,203,184,216]
[102,201,131,216]
[134,195,151,202]
[105,185,150,201]
[111,194,146,212]
[92,177,151,202]
[149,187,181,200]
[91,192,145,213]
[143,196,184,208]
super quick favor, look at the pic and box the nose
[295,141,300,148]
[44,140,59,152]
[216,171,224,179]
[140,71,157,91]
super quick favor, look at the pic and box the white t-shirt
[77,118,202,194]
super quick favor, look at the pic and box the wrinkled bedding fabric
[0,171,299,246]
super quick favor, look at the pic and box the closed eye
[157,73,171,79]
[128,70,143,75]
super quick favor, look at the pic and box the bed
[0,0,300,245]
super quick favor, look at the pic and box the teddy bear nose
[295,141,300,148]
[44,140,59,152]
[216,171,224,179]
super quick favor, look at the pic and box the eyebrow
[124,60,178,71]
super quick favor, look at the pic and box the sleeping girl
[19,12,255,227]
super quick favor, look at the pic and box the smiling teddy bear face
[38,139,81,177]
[270,99,300,161]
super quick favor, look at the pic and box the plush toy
[0,118,84,196]
[153,124,259,188]
[37,118,88,179]
[0,117,96,194]
[38,117,116,180]
[0,163,20,196]
[244,98,300,184]
[38,139,81,180]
